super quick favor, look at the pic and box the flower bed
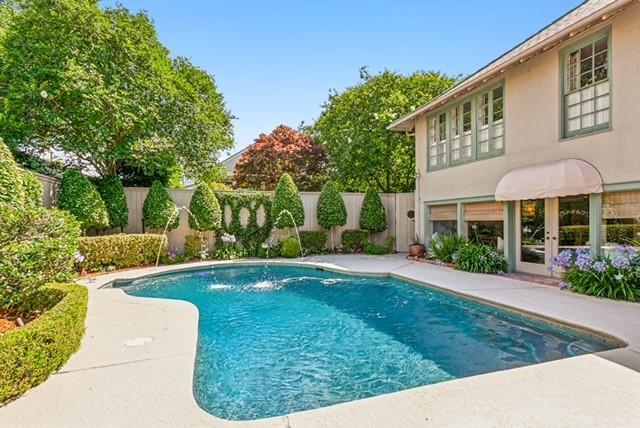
[549,246,640,301]
[0,283,88,404]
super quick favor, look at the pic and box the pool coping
[2,255,640,427]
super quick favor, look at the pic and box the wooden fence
[37,175,415,253]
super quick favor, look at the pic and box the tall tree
[233,125,327,191]
[0,0,233,180]
[314,68,455,192]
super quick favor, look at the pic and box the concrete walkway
[2,255,640,427]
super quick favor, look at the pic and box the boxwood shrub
[77,234,167,272]
[97,175,128,230]
[280,236,302,258]
[341,229,369,253]
[58,170,109,232]
[0,283,88,404]
[299,230,328,255]
[271,173,304,229]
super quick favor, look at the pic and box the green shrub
[317,181,347,229]
[257,241,281,258]
[0,206,80,312]
[77,234,167,272]
[342,229,369,253]
[359,189,387,233]
[20,170,43,207]
[455,243,507,274]
[143,181,179,231]
[271,173,304,229]
[0,283,87,404]
[364,242,390,255]
[299,230,328,255]
[430,234,467,263]
[184,234,208,260]
[97,175,128,230]
[280,236,302,258]
[58,170,109,232]
[189,184,221,231]
[0,139,24,205]
[216,191,272,254]
[385,235,397,253]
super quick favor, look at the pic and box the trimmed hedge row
[0,283,88,404]
[341,229,369,253]
[559,224,640,245]
[299,230,328,254]
[77,234,167,272]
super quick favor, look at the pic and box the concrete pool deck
[2,254,640,427]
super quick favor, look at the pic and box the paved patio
[2,254,640,427]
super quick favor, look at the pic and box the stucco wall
[416,2,640,210]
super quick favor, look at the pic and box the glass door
[517,199,557,275]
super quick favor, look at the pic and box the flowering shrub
[214,233,243,260]
[549,246,640,301]
[430,234,467,264]
[455,242,507,274]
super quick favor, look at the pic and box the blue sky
[100,0,583,157]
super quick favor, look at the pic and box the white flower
[261,242,269,249]
[74,251,85,263]
[614,273,624,281]
[40,90,48,99]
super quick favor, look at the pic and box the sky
[100,0,584,158]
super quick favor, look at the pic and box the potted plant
[409,234,425,258]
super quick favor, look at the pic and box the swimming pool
[119,264,616,420]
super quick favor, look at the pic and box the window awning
[495,159,603,201]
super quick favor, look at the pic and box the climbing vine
[214,191,273,254]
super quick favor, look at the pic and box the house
[389,0,640,274]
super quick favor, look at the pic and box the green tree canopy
[0,0,233,181]
[314,68,455,192]
[142,181,179,231]
[317,181,347,229]
[359,189,387,233]
[271,173,304,229]
[188,184,222,232]
[97,175,129,230]
[58,170,109,232]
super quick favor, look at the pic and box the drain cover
[124,336,153,347]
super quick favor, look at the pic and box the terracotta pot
[408,244,425,258]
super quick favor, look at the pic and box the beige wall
[414,2,640,232]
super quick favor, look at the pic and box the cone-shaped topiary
[271,173,304,229]
[189,184,221,231]
[359,189,387,233]
[143,180,179,231]
[58,170,109,232]
[317,181,347,229]
[97,175,129,230]
[0,139,25,205]
[20,170,43,207]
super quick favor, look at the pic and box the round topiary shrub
[143,180,179,231]
[189,184,221,232]
[97,175,128,231]
[58,170,109,233]
[20,170,43,207]
[359,189,387,233]
[271,173,304,229]
[280,236,302,258]
[317,181,346,248]
[0,139,25,205]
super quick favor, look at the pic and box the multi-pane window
[428,114,447,168]
[427,84,504,171]
[450,101,473,162]
[563,32,610,138]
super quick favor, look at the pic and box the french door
[516,195,591,276]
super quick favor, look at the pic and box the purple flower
[593,261,607,273]
[615,245,637,258]
[575,252,594,270]
[550,249,573,269]
[612,255,631,269]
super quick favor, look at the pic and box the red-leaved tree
[232,125,327,191]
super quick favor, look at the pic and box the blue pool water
[120,265,615,420]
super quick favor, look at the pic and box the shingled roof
[388,0,634,132]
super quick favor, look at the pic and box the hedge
[342,229,369,253]
[317,181,347,229]
[559,224,640,245]
[20,170,43,207]
[58,170,109,232]
[299,230,328,254]
[143,181,179,231]
[0,283,88,404]
[0,139,25,205]
[77,234,167,272]
[360,189,387,233]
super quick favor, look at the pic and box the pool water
[120,265,615,420]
